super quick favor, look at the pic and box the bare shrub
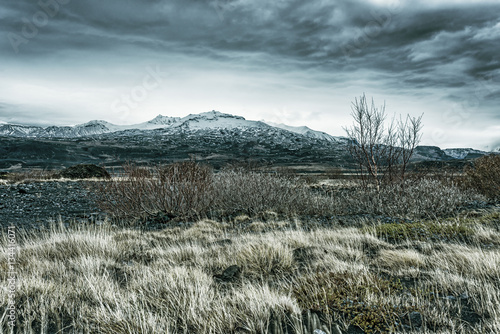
[332,179,484,219]
[462,154,500,201]
[93,163,335,223]
[93,161,483,225]
[94,161,214,221]
[212,169,320,216]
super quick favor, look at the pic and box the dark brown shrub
[94,162,214,221]
[212,169,316,216]
[58,164,110,179]
[462,154,500,201]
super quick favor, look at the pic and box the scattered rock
[212,239,233,246]
[214,265,241,282]
[313,330,327,334]
[58,164,110,179]
[293,247,322,267]
[302,310,341,334]
[410,311,423,328]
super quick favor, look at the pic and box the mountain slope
[0,111,495,170]
[0,111,336,140]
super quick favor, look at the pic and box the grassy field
[1,160,499,333]
[1,211,500,333]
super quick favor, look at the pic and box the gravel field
[0,181,104,231]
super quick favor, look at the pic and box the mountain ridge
[0,110,343,142]
[0,111,496,170]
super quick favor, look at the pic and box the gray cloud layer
[3,1,499,72]
[1,0,499,149]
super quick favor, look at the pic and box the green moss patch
[369,221,475,244]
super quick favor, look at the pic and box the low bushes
[332,179,485,219]
[92,162,486,224]
[462,154,500,201]
[212,169,322,216]
[93,162,323,221]
[94,162,214,220]
[58,164,110,179]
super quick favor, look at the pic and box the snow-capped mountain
[443,148,490,160]
[264,121,343,142]
[0,111,342,141]
[0,111,494,171]
[0,111,353,169]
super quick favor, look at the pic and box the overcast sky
[1,0,499,150]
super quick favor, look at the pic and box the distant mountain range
[0,111,342,142]
[0,111,495,170]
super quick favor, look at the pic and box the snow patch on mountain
[264,121,342,142]
[142,114,181,127]
[443,148,488,159]
[180,111,268,130]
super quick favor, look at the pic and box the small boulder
[214,265,241,282]
[313,330,327,334]
[58,164,110,179]
[410,311,423,328]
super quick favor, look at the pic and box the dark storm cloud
[0,0,499,149]
[3,1,499,81]
[1,2,497,57]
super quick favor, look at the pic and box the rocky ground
[0,181,104,231]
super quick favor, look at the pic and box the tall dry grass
[1,211,500,333]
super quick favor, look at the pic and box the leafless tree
[344,94,423,190]
[398,114,423,183]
